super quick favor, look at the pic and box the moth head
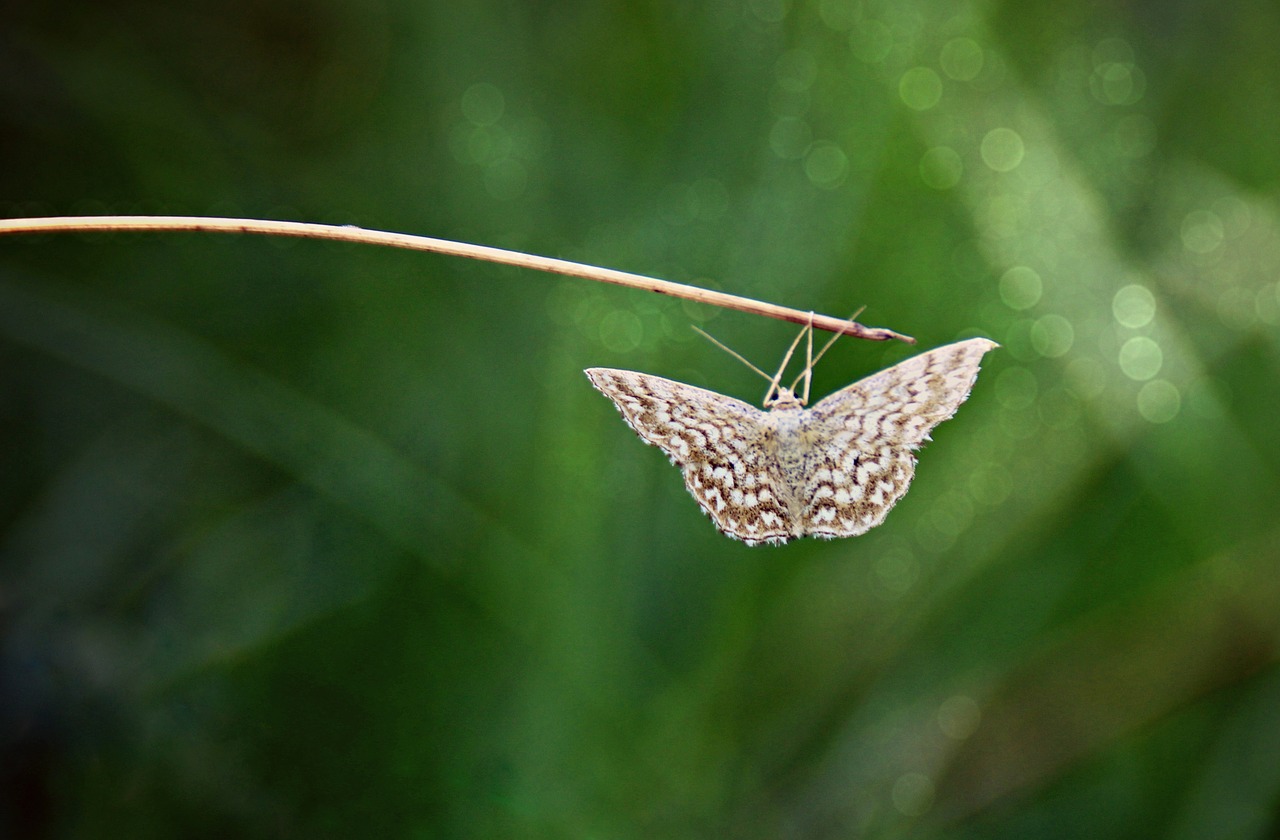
[763,385,805,410]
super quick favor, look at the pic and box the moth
[586,322,996,545]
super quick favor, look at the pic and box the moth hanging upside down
[586,322,996,546]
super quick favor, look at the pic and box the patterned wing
[585,368,799,545]
[797,338,997,539]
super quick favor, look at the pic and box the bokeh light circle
[1112,284,1156,328]
[1138,379,1181,423]
[999,266,1043,310]
[899,67,943,110]
[920,147,963,189]
[1118,336,1163,381]
[981,128,1025,172]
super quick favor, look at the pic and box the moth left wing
[585,368,799,545]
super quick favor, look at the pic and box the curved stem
[0,215,914,342]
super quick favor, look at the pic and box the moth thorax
[770,406,810,478]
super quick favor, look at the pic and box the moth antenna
[692,326,774,383]
[786,306,867,396]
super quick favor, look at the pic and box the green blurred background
[3,0,1280,837]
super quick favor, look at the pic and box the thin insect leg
[800,311,814,404]
[788,307,867,397]
[811,306,866,368]
[765,320,810,405]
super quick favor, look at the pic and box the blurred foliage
[3,0,1280,837]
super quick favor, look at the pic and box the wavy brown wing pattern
[798,338,998,539]
[584,368,799,545]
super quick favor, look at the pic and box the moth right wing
[796,338,997,538]
[584,368,798,545]
[807,338,996,448]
